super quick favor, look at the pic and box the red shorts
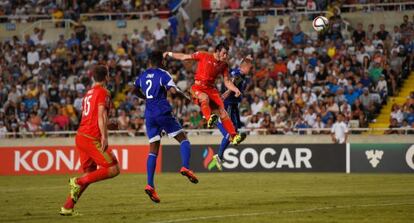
[75,133,118,172]
[191,84,224,109]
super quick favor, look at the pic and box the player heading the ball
[164,42,247,146]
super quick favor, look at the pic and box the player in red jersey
[60,65,120,216]
[164,42,246,145]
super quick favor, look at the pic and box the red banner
[0,145,161,175]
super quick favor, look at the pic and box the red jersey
[191,51,229,84]
[77,84,111,139]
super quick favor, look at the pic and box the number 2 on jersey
[83,95,92,116]
[145,80,153,99]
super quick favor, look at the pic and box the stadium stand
[0,1,413,138]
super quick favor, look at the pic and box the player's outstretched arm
[169,87,191,102]
[163,51,193,61]
[98,104,109,151]
[224,75,241,97]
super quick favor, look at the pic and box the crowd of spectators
[205,0,414,12]
[0,0,172,23]
[2,1,413,24]
[0,4,413,137]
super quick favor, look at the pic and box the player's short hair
[150,51,163,67]
[93,65,108,82]
[215,42,229,52]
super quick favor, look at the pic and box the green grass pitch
[0,173,413,223]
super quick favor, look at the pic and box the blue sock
[217,122,230,159]
[180,140,191,169]
[218,134,230,159]
[147,153,157,187]
[217,122,227,136]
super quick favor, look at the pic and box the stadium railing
[211,2,414,16]
[0,10,170,23]
[1,128,412,138]
[79,10,170,21]
[1,2,412,24]
[19,19,81,40]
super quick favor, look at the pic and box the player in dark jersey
[60,65,120,216]
[133,51,198,203]
[214,56,253,171]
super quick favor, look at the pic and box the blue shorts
[145,113,183,143]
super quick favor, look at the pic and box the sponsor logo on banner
[222,147,313,170]
[0,145,158,175]
[406,145,414,170]
[365,150,384,168]
[162,144,346,172]
[350,144,414,173]
[202,147,217,170]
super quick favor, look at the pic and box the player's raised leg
[211,90,246,145]
[192,88,218,128]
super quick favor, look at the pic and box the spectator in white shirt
[303,107,317,126]
[0,121,7,138]
[251,96,264,115]
[36,33,47,46]
[273,18,285,39]
[248,35,261,54]
[27,46,39,66]
[153,23,166,41]
[391,104,404,124]
[304,66,316,84]
[241,0,251,9]
[131,29,142,41]
[73,91,84,113]
[84,55,97,70]
[364,39,376,56]
[375,74,388,98]
[118,54,132,76]
[331,113,349,144]
[287,54,300,75]
[312,115,325,132]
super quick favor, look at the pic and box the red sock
[76,168,110,186]
[221,116,237,137]
[63,185,89,209]
[200,100,211,120]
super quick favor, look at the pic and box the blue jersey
[224,68,249,104]
[134,68,176,117]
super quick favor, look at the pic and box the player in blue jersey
[133,51,198,203]
[213,56,253,171]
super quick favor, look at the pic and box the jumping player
[214,56,253,171]
[60,65,120,216]
[134,51,198,203]
[163,42,246,145]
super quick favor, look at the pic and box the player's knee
[108,164,120,177]
[83,165,97,173]
[198,94,209,103]
[200,98,209,104]
[218,108,229,118]
[175,132,187,142]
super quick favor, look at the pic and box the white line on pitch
[150,202,414,223]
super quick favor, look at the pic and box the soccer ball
[312,16,329,32]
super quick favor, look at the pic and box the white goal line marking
[150,202,414,223]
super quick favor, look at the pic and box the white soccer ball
[312,16,329,32]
